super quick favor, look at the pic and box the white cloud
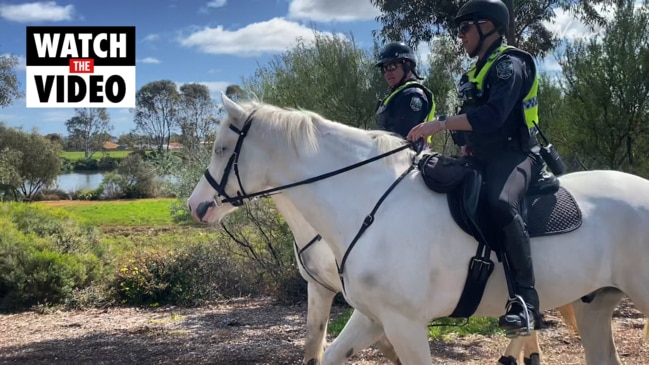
[138,57,161,64]
[539,55,562,73]
[0,1,74,23]
[543,6,613,41]
[207,0,226,8]
[287,0,380,22]
[143,34,160,42]
[179,17,341,56]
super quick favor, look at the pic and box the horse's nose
[195,200,216,222]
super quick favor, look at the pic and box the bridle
[203,109,415,207]
[203,109,421,292]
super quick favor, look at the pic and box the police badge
[410,96,423,111]
[496,60,514,79]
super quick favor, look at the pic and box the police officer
[408,0,545,334]
[375,42,435,139]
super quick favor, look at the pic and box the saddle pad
[526,186,582,237]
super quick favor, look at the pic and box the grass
[60,150,133,161]
[328,309,503,340]
[38,198,178,226]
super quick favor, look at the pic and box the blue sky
[0,0,606,136]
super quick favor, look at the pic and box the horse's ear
[220,92,246,122]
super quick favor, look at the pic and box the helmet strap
[470,17,499,59]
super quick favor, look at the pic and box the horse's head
[188,92,272,224]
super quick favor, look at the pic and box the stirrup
[504,294,533,338]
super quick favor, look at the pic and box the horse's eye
[214,147,226,155]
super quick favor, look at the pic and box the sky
[0,0,609,136]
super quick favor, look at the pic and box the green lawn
[40,198,178,226]
[60,150,133,161]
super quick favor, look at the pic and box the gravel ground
[1,297,648,365]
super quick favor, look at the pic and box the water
[54,172,177,192]
[55,172,106,192]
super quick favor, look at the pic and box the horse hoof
[524,353,540,365]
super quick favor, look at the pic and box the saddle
[418,153,582,319]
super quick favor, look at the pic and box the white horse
[189,93,649,364]
[205,193,578,364]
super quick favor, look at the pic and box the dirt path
[1,297,647,365]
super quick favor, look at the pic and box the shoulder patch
[496,60,514,80]
[410,96,423,111]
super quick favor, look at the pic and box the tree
[133,80,180,152]
[0,53,22,107]
[243,33,385,129]
[0,125,62,200]
[177,83,217,150]
[65,108,112,158]
[559,0,649,174]
[370,0,617,58]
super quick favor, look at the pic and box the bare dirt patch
[1,298,647,365]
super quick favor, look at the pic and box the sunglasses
[458,20,487,35]
[381,63,400,74]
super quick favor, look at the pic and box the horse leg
[303,282,337,365]
[498,335,525,365]
[572,287,625,365]
[515,303,578,365]
[374,335,401,364]
[380,313,432,365]
[322,310,385,365]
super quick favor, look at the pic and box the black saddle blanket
[449,185,582,242]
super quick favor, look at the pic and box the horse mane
[234,100,412,165]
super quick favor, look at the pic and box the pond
[55,172,106,192]
[54,172,177,192]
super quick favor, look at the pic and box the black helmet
[454,0,509,31]
[375,42,416,67]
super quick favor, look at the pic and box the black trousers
[479,151,534,228]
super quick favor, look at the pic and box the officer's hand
[407,121,442,141]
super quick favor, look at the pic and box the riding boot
[498,214,540,332]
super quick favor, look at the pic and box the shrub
[0,212,106,312]
[73,158,98,171]
[113,243,259,306]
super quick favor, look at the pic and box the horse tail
[644,318,649,341]
[557,304,579,336]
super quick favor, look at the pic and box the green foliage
[559,0,649,175]
[0,203,108,311]
[0,53,22,107]
[111,153,161,198]
[65,108,113,159]
[134,80,180,153]
[0,125,62,200]
[113,243,259,306]
[243,32,384,129]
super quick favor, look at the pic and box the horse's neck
[267,134,413,261]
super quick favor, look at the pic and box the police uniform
[455,39,542,328]
[456,40,537,227]
[376,81,435,139]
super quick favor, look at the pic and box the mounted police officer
[408,0,550,334]
[375,42,435,139]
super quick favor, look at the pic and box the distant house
[102,141,120,150]
[168,142,184,149]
